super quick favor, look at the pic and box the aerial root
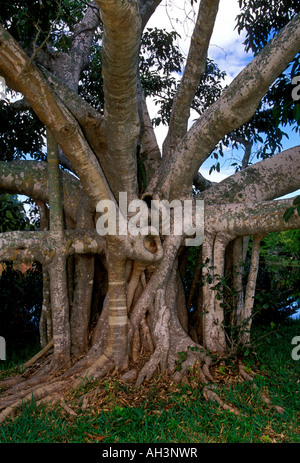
[239,363,285,415]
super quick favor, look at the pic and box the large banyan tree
[0,0,299,420]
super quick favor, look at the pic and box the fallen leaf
[84,432,108,442]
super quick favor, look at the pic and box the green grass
[0,320,299,443]
[0,334,40,380]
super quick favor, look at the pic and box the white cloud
[209,0,253,84]
[147,0,253,83]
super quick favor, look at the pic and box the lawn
[0,320,299,443]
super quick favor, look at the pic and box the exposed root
[135,349,166,387]
[203,385,241,416]
[0,352,113,423]
[21,339,54,371]
[0,341,54,392]
[0,379,70,424]
[239,363,285,415]
[72,353,115,388]
[0,342,286,424]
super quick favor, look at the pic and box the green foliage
[209,0,300,172]
[0,194,28,232]
[237,0,300,131]
[254,230,300,323]
[236,0,300,55]
[283,195,300,222]
[0,104,45,162]
[0,0,85,50]
[0,195,43,344]
[0,0,88,163]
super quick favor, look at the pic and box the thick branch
[193,171,216,192]
[138,88,161,186]
[0,231,52,263]
[163,0,220,158]
[0,24,114,206]
[96,0,141,201]
[201,146,300,205]
[155,13,300,199]
[0,161,82,225]
[42,68,107,157]
[0,229,105,264]
[68,2,101,90]
[138,0,163,30]
[206,198,300,237]
[42,2,100,92]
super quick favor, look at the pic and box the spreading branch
[155,13,300,199]
[0,24,114,206]
[0,161,83,225]
[206,198,300,237]
[138,0,163,30]
[0,229,105,264]
[201,146,300,205]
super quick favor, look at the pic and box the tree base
[0,339,285,424]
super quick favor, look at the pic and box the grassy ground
[0,320,299,443]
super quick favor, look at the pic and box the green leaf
[292,195,300,206]
[294,104,300,122]
[283,206,295,223]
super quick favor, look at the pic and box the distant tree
[0,194,42,344]
[254,229,300,324]
[0,194,28,232]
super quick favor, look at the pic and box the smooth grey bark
[201,146,300,205]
